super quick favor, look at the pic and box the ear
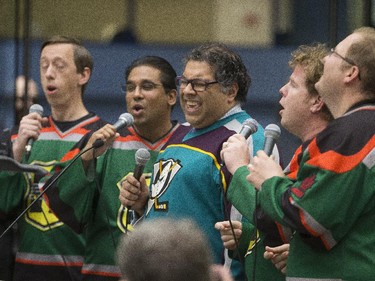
[227,83,239,102]
[310,95,325,113]
[167,89,177,107]
[344,65,360,83]
[78,67,91,86]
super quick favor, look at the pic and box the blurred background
[0,0,374,164]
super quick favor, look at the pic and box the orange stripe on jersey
[46,116,99,138]
[307,135,375,173]
[16,258,83,267]
[125,126,177,150]
[275,222,288,243]
[288,145,302,180]
[60,148,81,162]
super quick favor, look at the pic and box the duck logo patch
[148,158,182,211]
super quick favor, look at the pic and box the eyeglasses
[330,48,356,66]
[330,48,361,80]
[121,81,163,93]
[176,76,219,92]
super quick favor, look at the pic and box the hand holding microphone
[13,104,46,162]
[247,124,282,190]
[119,148,151,215]
[133,148,151,180]
[92,113,134,148]
[25,104,44,154]
[81,113,134,164]
[221,118,258,174]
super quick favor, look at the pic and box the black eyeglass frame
[330,48,357,66]
[330,48,361,80]
[175,76,219,92]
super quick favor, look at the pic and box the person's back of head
[117,218,213,281]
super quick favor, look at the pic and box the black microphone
[263,124,281,156]
[133,148,151,180]
[92,113,134,148]
[25,104,44,156]
[239,118,259,139]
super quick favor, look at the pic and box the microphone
[220,119,258,167]
[239,118,259,139]
[92,113,134,148]
[25,104,44,156]
[263,124,281,156]
[133,148,151,180]
[113,113,134,131]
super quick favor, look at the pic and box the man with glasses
[247,27,375,280]
[43,56,179,280]
[120,43,274,280]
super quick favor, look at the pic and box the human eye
[179,78,188,87]
[141,82,155,91]
[192,80,206,90]
[53,60,66,71]
[40,62,49,71]
[125,83,136,92]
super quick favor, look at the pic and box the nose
[44,65,55,79]
[182,82,195,94]
[279,84,287,97]
[131,86,144,101]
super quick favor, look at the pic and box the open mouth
[131,104,144,115]
[47,85,57,94]
[184,100,200,113]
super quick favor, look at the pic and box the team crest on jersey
[24,161,64,231]
[148,158,182,212]
[117,171,153,233]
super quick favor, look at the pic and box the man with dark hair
[44,56,179,280]
[120,43,275,279]
[0,35,106,281]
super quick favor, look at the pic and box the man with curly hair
[120,43,278,280]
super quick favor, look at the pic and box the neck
[51,102,89,121]
[134,120,173,143]
[330,93,365,118]
[300,120,329,143]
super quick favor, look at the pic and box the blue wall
[0,40,300,165]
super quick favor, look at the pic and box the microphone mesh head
[119,113,134,126]
[29,104,44,116]
[243,118,258,134]
[135,148,151,165]
[264,124,281,139]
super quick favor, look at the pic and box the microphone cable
[0,145,100,281]
[0,143,99,240]
[219,163,248,281]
